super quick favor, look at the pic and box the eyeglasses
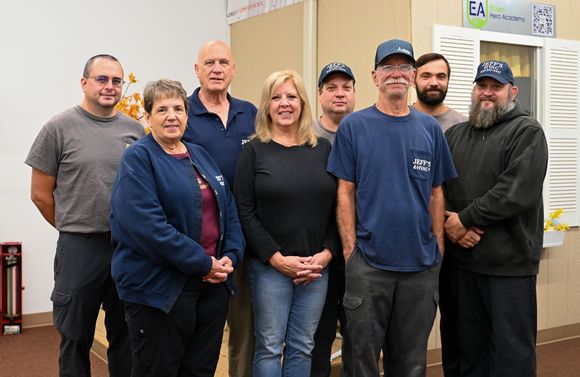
[377,64,415,74]
[86,75,125,87]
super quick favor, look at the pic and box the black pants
[124,279,229,377]
[311,261,350,377]
[439,262,537,377]
[52,232,131,377]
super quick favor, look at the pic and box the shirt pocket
[408,149,433,181]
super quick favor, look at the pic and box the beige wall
[538,229,580,330]
[542,0,580,40]
[230,2,305,106]
[410,0,463,56]
[318,0,412,112]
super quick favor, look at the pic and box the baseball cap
[318,62,355,87]
[473,60,514,85]
[374,39,415,68]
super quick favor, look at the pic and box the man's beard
[416,86,447,106]
[469,92,516,129]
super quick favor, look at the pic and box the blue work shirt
[328,106,457,272]
[183,87,257,187]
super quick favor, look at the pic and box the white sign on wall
[227,0,305,24]
[464,0,555,37]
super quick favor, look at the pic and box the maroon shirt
[172,152,220,257]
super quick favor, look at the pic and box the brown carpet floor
[1,326,579,376]
[425,337,580,377]
[0,326,109,377]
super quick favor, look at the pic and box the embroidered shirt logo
[412,158,431,172]
[215,175,225,186]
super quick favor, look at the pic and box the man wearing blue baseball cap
[311,62,356,377]
[441,60,548,377]
[313,62,356,144]
[328,39,457,376]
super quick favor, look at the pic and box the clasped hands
[202,256,234,284]
[269,249,332,286]
[444,211,484,249]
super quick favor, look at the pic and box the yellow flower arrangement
[544,208,570,232]
[115,72,145,121]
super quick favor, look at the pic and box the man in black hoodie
[441,60,548,377]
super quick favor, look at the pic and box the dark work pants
[124,279,229,377]
[52,232,131,377]
[343,248,439,377]
[439,262,537,377]
[311,261,350,377]
[227,257,255,377]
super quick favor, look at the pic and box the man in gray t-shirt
[311,62,356,377]
[313,62,356,145]
[25,54,144,377]
[413,53,467,131]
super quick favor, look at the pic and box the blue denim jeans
[249,257,328,377]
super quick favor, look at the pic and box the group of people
[25,37,548,377]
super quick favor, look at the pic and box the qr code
[532,4,554,37]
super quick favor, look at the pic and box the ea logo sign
[467,0,488,28]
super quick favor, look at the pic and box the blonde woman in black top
[234,69,338,377]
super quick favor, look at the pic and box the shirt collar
[188,87,243,117]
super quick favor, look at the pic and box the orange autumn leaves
[115,72,145,121]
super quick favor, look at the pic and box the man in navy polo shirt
[328,39,456,376]
[183,40,257,377]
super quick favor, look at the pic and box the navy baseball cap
[473,60,514,85]
[374,39,415,68]
[318,62,355,87]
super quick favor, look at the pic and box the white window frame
[433,25,580,226]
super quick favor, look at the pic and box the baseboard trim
[537,323,580,344]
[21,311,109,362]
[22,312,53,328]
[91,337,109,363]
[426,323,580,367]
[427,348,442,366]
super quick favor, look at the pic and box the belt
[61,232,112,240]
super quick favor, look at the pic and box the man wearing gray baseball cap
[441,60,548,377]
[328,39,456,376]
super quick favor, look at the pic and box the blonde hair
[254,69,318,147]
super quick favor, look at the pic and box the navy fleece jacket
[110,133,244,313]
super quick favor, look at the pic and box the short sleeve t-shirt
[25,106,145,232]
[328,106,457,271]
[313,120,336,144]
[434,107,468,132]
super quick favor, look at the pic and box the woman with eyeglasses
[234,69,339,377]
[109,79,244,377]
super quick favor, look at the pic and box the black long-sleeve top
[234,138,339,263]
